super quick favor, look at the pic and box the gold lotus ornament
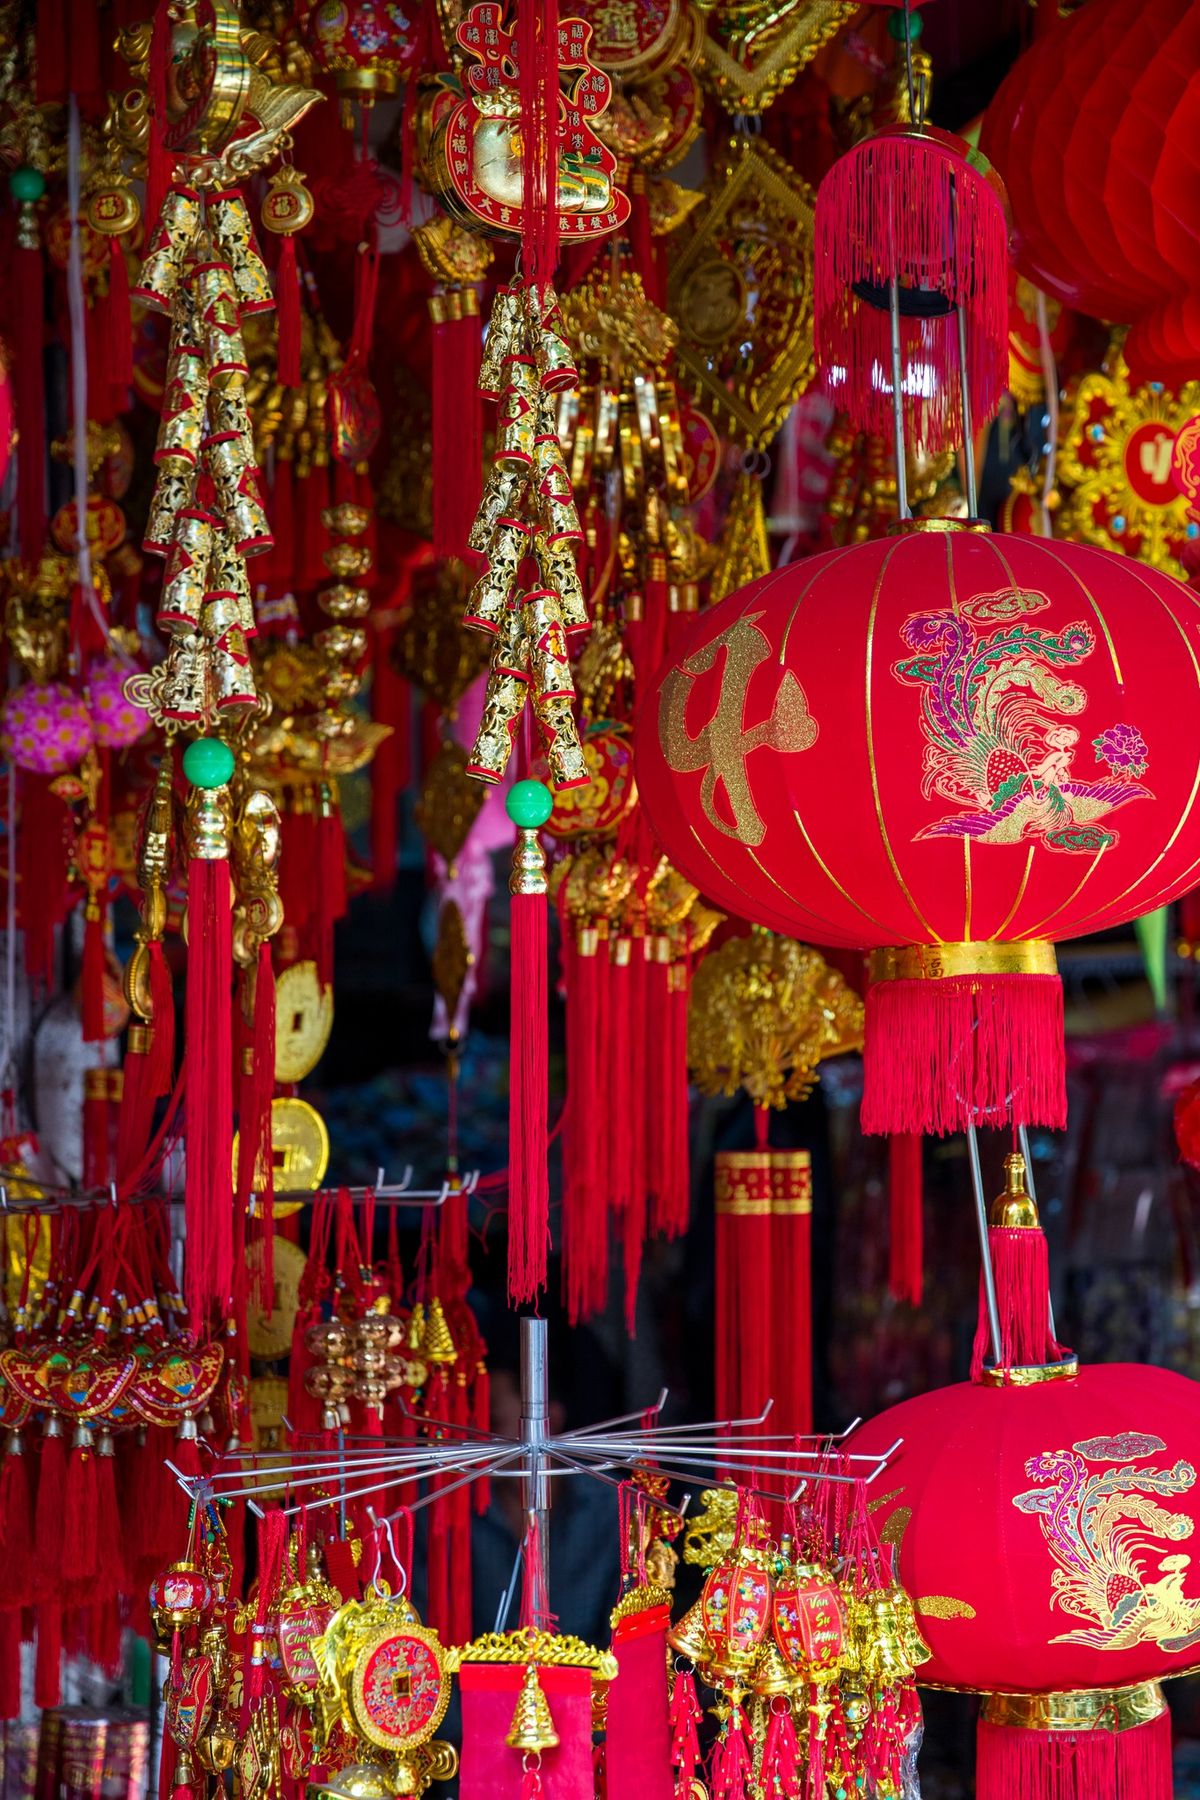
[689,926,863,1111]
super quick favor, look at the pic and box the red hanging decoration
[275,233,302,388]
[12,227,46,563]
[506,783,553,1305]
[184,842,234,1326]
[813,126,1009,454]
[888,1132,923,1305]
[770,1150,812,1439]
[516,0,561,298]
[970,1150,1065,1380]
[431,291,483,560]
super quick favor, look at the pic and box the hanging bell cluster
[132,184,276,727]
[465,277,590,789]
[667,1494,929,1800]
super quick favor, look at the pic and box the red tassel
[370,623,408,894]
[862,972,1066,1136]
[888,1132,923,1305]
[81,904,107,1042]
[517,0,561,296]
[645,945,672,1236]
[762,1703,801,1800]
[0,1609,20,1719]
[93,1444,125,1600]
[34,1603,61,1708]
[18,771,71,989]
[12,241,46,562]
[237,947,276,1310]
[117,942,175,1185]
[771,1152,813,1439]
[971,1222,1065,1380]
[83,1068,113,1191]
[431,298,484,559]
[185,855,234,1325]
[508,884,549,1305]
[241,1508,287,1729]
[269,456,296,595]
[35,1428,66,1583]
[144,0,173,235]
[714,1152,773,1434]
[814,131,1008,455]
[711,1705,754,1800]
[276,233,302,388]
[298,462,332,590]
[562,929,604,1323]
[63,1437,101,1602]
[279,806,317,943]
[36,0,68,101]
[105,234,134,388]
[0,1441,33,1607]
[976,1700,1173,1800]
[669,1666,703,1797]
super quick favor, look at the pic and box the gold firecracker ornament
[464,280,590,791]
[688,925,864,1111]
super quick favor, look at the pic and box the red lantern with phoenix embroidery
[635,525,1200,1137]
[850,1364,1200,1800]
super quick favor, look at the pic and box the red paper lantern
[981,0,1200,387]
[309,0,417,98]
[636,525,1200,1136]
[851,1364,1200,1798]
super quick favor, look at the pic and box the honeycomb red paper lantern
[981,0,1200,386]
[850,1363,1200,1799]
[635,523,1200,1136]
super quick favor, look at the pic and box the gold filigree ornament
[413,742,487,872]
[1057,345,1200,579]
[389,562,491,718]
[413,213,495,287]
[696,0,855,116]
[448,1628,618,1686]
[688,926,864,1112]
[667,134,816,450]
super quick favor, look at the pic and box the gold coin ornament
[234,1095,330,1221]
[248,1374,291,1453]
[246,1236,307,1362]
[274,960,334,1082]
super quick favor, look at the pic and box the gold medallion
[233,1095,329,1220]
[246,1236,307,1362]
[274,960,334,1082]
[249,1374,292,1454]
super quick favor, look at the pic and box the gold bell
[666,1597,709,1664]
[422,1297,457,1366]
[505,1664,559,1753]
[990,1151,1039,1230]
[750,1640,794,1699]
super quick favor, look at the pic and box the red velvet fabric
[459,1664,594,1800]
[606,1607,674,1800]
[851,1364,1200,1696]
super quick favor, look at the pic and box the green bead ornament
[886,6,922,40]
[182,736,235,789]
[10,165,45,204]
[506,778,554,831]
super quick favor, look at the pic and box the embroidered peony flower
[1092,722,1149,777]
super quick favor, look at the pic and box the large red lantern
[851,1363,1200,1799]
[635,524,1200,1136]
[981,0,1200,386]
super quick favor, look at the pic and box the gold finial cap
[990,1152,1039,1229]
[505,1664,559,1753]
[422,1297,457,1366]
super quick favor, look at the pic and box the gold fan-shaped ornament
[688,926,863,1111]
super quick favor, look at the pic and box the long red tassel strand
[12,218,46,562]
[237,945,276,1309]
[275,232,302,388]
[976,1700,1173,1800]
[506,781,552,1305]
[888,1132,923,1305]
[431,291,483,560]
[517,0,561,299]
[771,1149,813,1439]
[184,835,234,1326]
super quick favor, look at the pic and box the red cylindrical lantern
[636,524,1200,1137]
[851,1364,1200,1800]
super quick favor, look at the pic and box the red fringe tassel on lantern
[976,1701,1173,1800]
[813,128,1008,455]
[862,973,1066,1137]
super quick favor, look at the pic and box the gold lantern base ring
[867,939,1059,985]
[982,1681,1167,1735]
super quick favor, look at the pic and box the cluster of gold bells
[688,926,864,1113]
[670,1493,929,1800]
[464,279,591,790]
[303,1296,457,1429]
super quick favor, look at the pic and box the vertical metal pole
[957,299,979,518]
[1016,1122,1058,1341]
[520,1315,551,1624]
[966,1124,1002,1368]
[889,275,910,520]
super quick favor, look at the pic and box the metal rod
[966,1123,1002,1368]
[889,275,909,520]
[520,1316,551,1626]
[1017,1122,1057,1340]
[956,298,978,517]
[565,1398,768,1440]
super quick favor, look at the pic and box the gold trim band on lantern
[978,1353,1079,1388]
[887,517,993,538]
[868,940,1058,984]
[772,1198,812,1215]
[982,1682,1166,1735]
[715,1198,772,1217]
